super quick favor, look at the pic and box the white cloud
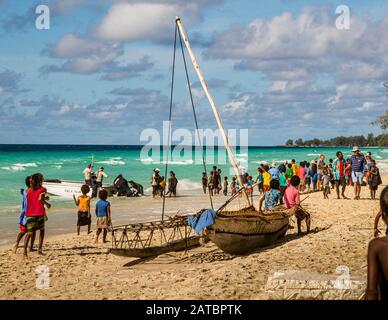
[95,0,222,42]
[356,101,382,112]
[56,105,71,115]
[207,7,388,82]
[97,3,181,41]
[52,33,121,59]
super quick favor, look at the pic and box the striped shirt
[350,155,366,173]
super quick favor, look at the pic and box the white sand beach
[0,178,385,300]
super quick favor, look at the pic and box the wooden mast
[175,17,250,205]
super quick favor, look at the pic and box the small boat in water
[43,179,116,198]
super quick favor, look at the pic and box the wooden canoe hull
[207,211,291,255]
[109,235,200,258]
[212,213,290,235]
[207,223,289,255]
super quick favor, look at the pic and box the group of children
[14,174,113,257]
[151,168,178,198]
[13,173,51,257]
[72,185,112,243]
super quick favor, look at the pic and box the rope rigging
[161,20,214,221]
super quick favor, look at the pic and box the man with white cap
[347,146,366,200]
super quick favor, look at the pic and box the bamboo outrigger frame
[109,215,198,257]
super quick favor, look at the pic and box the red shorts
[19,224,27,232]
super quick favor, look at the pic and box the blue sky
[0,0,387,145]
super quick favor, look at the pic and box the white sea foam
[1,163,38,172]
[272,159,291,164]
[14,163,38,168]
[169,160,194,165]
[178,178,202,190]
[307,153,320,157]
[377,161,388,174]
[138,158,194,165]
[251,160,269,164]
[55,165,62,169]
[235,153,248,158]
[138,157,154,163]
[96,158,126,166]
[144,178,202,194]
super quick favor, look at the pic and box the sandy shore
[0,179,386,300]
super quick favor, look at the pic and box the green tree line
[285,105,388,147]
[285,85,388,147]
[284,133,388,147]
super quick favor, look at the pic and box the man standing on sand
[83,164,93,186]
[317,154,325,190]
[333,151,348,199]
[347,146,366,200]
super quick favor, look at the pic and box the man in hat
[347,146,366,200]
[92,167,108,198]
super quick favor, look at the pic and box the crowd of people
[201,146,382,202]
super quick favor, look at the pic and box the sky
[0,0,387,145]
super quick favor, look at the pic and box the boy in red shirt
[23,173,51,257]
[284,175,311,235]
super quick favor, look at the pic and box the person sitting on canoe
[258,179,282,212]
[284,175,311,235]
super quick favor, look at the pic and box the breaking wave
[1,163,38,172]
[96,157,126,166]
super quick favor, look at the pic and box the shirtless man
[366,186,388,300]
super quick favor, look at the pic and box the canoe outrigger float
[108,17,307,258]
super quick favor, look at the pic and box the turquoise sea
[1,145,388,215]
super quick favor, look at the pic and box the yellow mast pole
[175,17,250,206]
